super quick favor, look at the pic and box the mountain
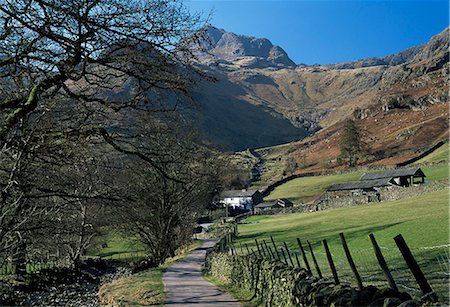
[189,25,449,161]
[195,26,296,69]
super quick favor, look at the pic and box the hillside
[190,25,448,170]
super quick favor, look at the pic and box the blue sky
[186,0,449,64]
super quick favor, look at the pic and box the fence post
[239,242,244,255]
[369,233,398,291]
[280,248,289,265]
[307,240,323,278]
[268,246,275,260]
[339,233,363,290]
[394,234,435,298]
[294,252,301,268]
[262,240,271,258]
[255,239,262,257]
[283,242,294,267]
[270,236,280,260]
[245,243,251,255]
[297,238,312,274]
[263,240,274,259]
[322,239,339,284]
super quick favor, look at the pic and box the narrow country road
[163,240,240,306]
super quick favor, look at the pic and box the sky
[186,0,449,65]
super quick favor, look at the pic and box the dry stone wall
[205,250,440,307]
[316,180,448,211]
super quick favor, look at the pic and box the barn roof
[327,178,392,192]
[360,167,425,181]
[278,198,293,205]
[220,189,259,198]
[255,201,277,209]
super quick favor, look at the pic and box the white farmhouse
[220,189,263,210]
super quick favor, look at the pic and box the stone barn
[359,167,426,187]
[326,167,427,203]
[254,198,294,213]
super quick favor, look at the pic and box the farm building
[359,167,426,187]
[254,198,293,213]
[219,189,263,210]
[326,167,426,200]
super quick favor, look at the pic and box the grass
[265,171,364,203]
[98,240,203,306]
[203,273,260,306]
[99,269,165,306]
[87,229,146,260]
[421,163,449,182]
[415,143,449,164]
[236,188,449,302]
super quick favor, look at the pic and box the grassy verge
[98,240,203,306]
[236,188,449,302]
[203,273,260,307]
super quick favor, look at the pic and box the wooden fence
[217,222,443,303]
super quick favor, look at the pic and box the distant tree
[338,119,362,167]
[284,156,298,175]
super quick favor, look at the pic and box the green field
[421,163,449,182]
[265,171,364,203]
[236,188,449,302]
[87,229,146,261]
[265,163,448,204]
[415,144,449,164]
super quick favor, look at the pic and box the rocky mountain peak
[196,25,296,68]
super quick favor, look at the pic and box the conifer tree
[339,119,362,166]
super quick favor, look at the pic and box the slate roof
[220,189,259,198]
[255,201,277,209]
[278,198,293,205]
[327,179,392,192]
[360,167,425,181]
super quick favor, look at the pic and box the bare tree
[0,0,203,138]
[0,0,206,260]
[103,121,215,265]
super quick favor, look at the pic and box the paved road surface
[163,240,240,306]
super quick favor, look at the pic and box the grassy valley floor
[235,188,449,303]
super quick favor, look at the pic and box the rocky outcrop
[196,25,296,68]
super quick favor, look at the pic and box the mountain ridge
[189,26,448,155]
